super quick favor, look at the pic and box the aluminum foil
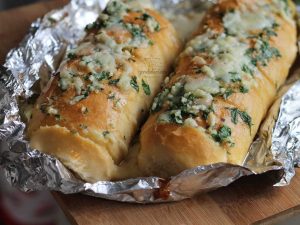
[0,0,300,203]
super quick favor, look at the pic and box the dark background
[0,0,46,10]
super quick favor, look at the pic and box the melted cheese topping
[223,9,273,37]
[184,33,256,83]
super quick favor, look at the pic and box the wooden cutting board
[1,1,300,225]
[52,170,300,225]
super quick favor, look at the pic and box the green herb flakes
[55,114,61,121]
[241,64,254,76]
[108,79,120,86]
[240,86,249,93]
[141,13,151,21]
[130,76,139,92]
[212,125,232,143]
[148,40,154,46]
[239,111,252,128]
[227,108,252,129]
[67,53,77,60]
[142,79,151,95]
[108,92,116,100]
[93,71,111,81]
[246,39,281,67]
[103,130,110,137]
[202,106,214,120]
[169,110,183,124]
[223,89,233,99]
[85,21,100,31]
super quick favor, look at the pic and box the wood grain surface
[52,170,300,225]
[1,1,300,225]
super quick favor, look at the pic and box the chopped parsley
[245,20,281,68]
[126,24,146,40]
[240,86,249,93]
[223,88,233,99]
[140,13,160,31]
[195,44,207,52]
[241,64,254,76]
[228,108,239,124]
[202,106,214,120]
[227,108,252,129]
[93,71,111,81]
[154,24,160,32]
[131,26,143,37]
[142,79,151,95]
[169,110,183,124]
[248,23,279,40]
[130,76,139,92]
[261,24,278,39]
[239,111,253,129]
[103,130,110,137]
[246,37,281,67]
[281,0,290,15]
[160,91,204,125]
[171,92,199,118]
[148,40,154,46]
[212,125,232,143]
[108,92,116,100]
[151,88,170,112]
[85,18,108,31]
[230,72,241,83]
[67,52,77,60]
[108,79,120,86]
[85,21,100,31]
[54,114,61,121]
[141,13,151,21]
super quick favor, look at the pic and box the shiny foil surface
[0,0,299,203]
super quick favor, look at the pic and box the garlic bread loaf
[138,0,297,177]
[28,0,181,182]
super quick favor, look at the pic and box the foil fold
[0,0,300,203]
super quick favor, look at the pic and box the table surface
[52,170,300,225]
[1,1,300,225]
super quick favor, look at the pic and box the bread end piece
[30,125,117,182]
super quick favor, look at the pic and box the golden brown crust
[138,0,297,177]
[28,6,181,182]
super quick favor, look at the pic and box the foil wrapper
[0,0,300,203]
